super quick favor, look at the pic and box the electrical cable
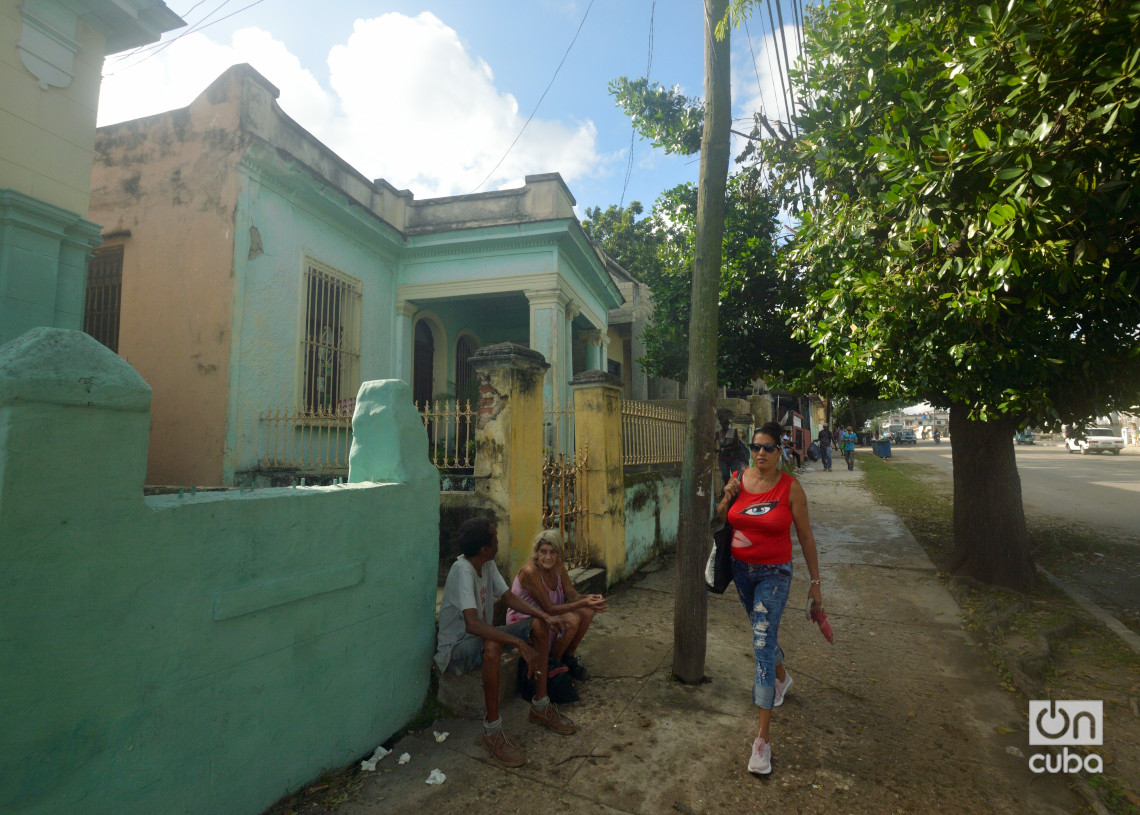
[104,0,272,76]
[469,0,597,194]
[107,0,238,63]
[620,0,656,208]
[763,0,793,133]
[773,0,798,129]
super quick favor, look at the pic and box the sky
[97,0,803,218]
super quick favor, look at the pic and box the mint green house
[88,64,635,487]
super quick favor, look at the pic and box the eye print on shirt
[740,501,778,516]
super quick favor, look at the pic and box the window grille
[300,259,362,412]
[83,245,123,352]
[455,335,477,401]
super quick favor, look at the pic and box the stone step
[436,651,519,719]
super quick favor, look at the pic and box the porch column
[526,288,569,407]
[393,300,416,383]
[582,329,608,372]
[571,370,625,586]
[470,343,549,578]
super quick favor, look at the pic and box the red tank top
[727,471,795,565]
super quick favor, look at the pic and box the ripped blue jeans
[731,558,793,710]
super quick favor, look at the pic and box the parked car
[1015,430,1036,445]
[898,429,917,445]
[1066,427,1124,455]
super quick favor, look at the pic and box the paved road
[885,440,1140,544]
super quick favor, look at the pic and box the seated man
[434,517,576,767]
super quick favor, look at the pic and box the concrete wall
[89,72,248,486]
[0,329,439,815]
[0,0,106,216]
[623,467,681,578]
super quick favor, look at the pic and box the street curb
[1038,567,1140,657]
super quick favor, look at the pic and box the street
[888,440,1140,545]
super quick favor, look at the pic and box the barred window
[300,259,362,412]
[83,245,123,352]
[455,335,478,401]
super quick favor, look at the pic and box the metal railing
[542,446,590,569]
[417,399,477,473]
[621,399,685,465]
[258,406,353,472]
[544,399,576,456]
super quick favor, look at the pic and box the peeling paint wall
[623,468,681,577]
[89,72,247,485]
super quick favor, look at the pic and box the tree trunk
[948,406,1037,591]
[673,0,731,684]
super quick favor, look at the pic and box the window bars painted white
[300,259,362,413]
[84,245,123,353]
[417,399,477,472]
[621,400,685,465]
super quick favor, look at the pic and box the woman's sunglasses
[749,442,780,453]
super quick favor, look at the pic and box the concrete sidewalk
[338,465,1080,815]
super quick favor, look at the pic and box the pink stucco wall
[89,74,248,485]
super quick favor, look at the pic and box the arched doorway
[413,320,434,406]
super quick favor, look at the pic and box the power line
[772,0,798,130]
[621,0,657,208]
[470,0,597,194]
[104,0,272,76]
[763,0,793,133]
[108,0,237,63]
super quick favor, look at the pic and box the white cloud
[96,13,604,199]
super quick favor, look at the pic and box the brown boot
[529,702,576,735]
[480,730,526,767]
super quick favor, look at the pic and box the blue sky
[98,0,801,217]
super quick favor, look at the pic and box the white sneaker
[774,671,794,707]
[748,736,772,775]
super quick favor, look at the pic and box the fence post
[470,343,549,578]
[570,370,625,586]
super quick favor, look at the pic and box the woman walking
[718,421,823,775]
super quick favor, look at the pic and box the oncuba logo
[1028,700,1103,774]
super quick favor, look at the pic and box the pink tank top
[506,568,565,623]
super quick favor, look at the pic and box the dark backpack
[518,656,579,704]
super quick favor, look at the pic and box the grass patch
[860,455,954,566]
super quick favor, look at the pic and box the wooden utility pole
[673,0,731,684]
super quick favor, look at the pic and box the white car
[1066,427,1124,455]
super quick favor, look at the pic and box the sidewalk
[335,466,1081,815]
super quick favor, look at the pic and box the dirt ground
[273,466,1098,815]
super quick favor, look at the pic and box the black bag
[705,470,739,594]
[518,656,579,704]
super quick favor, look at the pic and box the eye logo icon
[1028,700,1102,746]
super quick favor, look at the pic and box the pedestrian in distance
[718,421,824,776]
[716,413,750,486]
[841,426,858,471]
[817,424,834,471]
[434,518,576,768]
[506,529,608,682]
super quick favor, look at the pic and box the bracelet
[810,579,821,585]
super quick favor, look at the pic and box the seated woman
[506,529,608,680]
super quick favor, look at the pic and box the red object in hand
[810,607,834,643]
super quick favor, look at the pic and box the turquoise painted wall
[0,329,438,815]
[622,469,682,578]
[225,152,403,481]
[0,190,102,346]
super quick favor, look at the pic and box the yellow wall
[0,0,106,216]
[88,78,245,485]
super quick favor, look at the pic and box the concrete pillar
[570,370,625,586]
[582,329,608,372]
[470,343,549,578]
[393,300,416,383]
[525,288,569,408]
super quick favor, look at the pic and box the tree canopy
[753,0,1140,426]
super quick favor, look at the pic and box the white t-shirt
[434,555,509,672]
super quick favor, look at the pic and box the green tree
[580,201,663,282]
[753,0,1140,589]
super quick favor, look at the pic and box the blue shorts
[445,618,534,674]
